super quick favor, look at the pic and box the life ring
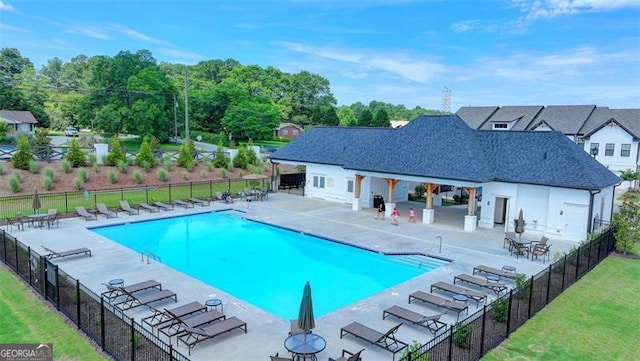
[30,255,39,271]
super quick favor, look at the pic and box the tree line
[0,47,443,143]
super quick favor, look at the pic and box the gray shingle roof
[527,105,596,134]
[0,110,38,124]
[581,108,640,139]
[271,115,620,190]
[479,106,544,131]
[455,106,498,129]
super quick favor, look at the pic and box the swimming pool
[90,211,447,319]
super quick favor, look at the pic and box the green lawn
[0,266,107,360]
[483,251,640,361]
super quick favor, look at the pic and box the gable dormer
[491,116,521,130]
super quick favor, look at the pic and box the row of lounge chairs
[102,279,246,355]
[75,198,213,221]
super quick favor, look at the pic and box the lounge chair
[139,203,160,213]
[114,288,177,311]
[329,349,365,361]
[75,206,97,221]
[383,305,447,335]
[340,322,407,359]
[408,291,468,319]
[101,279,162,302]
[454,274,507,295]
[172,199,194,209]
[177,316,247,355]
[159,308,226,342]
[270,353,293,361]
[472,265,518,280]
[119,200,140,215]
[96,203,118,218]
[41,246,91,260]
[142,301,208,329]
[153,201,174,211]
[430,281,488,306]
[188,197,210,206]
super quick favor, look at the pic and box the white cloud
[277,41,448,83]
[67,25,110,40]
[158,47,203,64]
[512,0,640,20]
[112,25,170,46]
[0,23,24,32]
[450,20,480,33]
[0,1,13,11]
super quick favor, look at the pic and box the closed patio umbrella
[516,209,524,239]
[297,281,315,340]
[32,188,41,214]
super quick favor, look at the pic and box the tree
[106,137,126,166]
[358,108,373,127]
[10,134,33,170]
[135,137,157,167]
[64,138,87,167]
[213,141,230,168]
[221,98,280,141]
[373,108,391,127]
[312,105,339,126]
[337,105,357,126]
[613,192,640,254]
[176,140,195,169]
[619,169,639,190]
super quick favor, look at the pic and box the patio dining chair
[531,243,552,263]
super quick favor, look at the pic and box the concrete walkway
[12,193,578,361]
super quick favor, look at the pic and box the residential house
[274,123,303,139]
[0,110,38,133]
[270,115,620,242]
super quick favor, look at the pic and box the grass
[0,266,107,360]
[482,249,640,361]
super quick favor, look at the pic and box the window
[281,129,289,135]
[605,143,614,156]
[347,180,354,193]
[621,144,631,157]
[590,143,599,156]
[312,175,325,188]
[293,129,299,135]
[577,137,585,150]
[493,123,508,129]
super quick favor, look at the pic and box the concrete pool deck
[13,194,578,361]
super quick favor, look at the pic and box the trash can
[373,195,384,208]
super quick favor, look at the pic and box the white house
[0,110,38,133]
[456,105,639,189]
[270,115,620,242]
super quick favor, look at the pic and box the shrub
[42,175,55,190]
[490,296,508,323]
[238,170,243,178]
[135,137,157,168]
[78,168,89,183]
[107,170,118,184]
[206,162,214,172]
[0,164,4,175]
[61,159,72,173]
[117,159,128,174]
[177,141,195,169]
[182,172,189,180]
[10,134,33,170]
[93,162,100,173]
[200,170,207,178]
[454,321,472,349]
[213,142,230,168]
[44,168,55,181]
[64,139,87,167]
[8,174,21,193]
[400,340,429,361]
[28,159,39,174]
[233,146,250,169]
[219,168,227,178]
[106,137,126,166]
[88,153,97,166]
[156,168,167,182]
[12,171,23,183]
[72,177,84,190]
[164,158,172,171]
[141,160,152,173]
[101,153,109,165]
[132,171,143,184]
[186,162,194,172]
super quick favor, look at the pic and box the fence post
[131,322,135,361]
[169,184,172,202]
[100,298,106,351]
[55,265,60,310]
[14,238,19,272]
[574,246,581,281]
[169,344,173,361]
[27,246,32,284]
[506,289,513,337]
[597,234,602,261]
[145,187,149,204]
[480,304,487,355]
[76,279,81,327]
[209,180,213,198]
[228,179,231,191]
[1,230,5,261]
[190,182,193,198]
[448,327,453,361]
[561,255,567,290]
[527,275,534,319]
[546,265,552,305]
[64,192,69,214]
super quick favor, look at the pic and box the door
[494,197,507,225]
[565,203,589,242]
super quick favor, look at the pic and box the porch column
[464,187,477,232]
[385,178,399,217]
[423,183,437,224]
[352,175,365,211]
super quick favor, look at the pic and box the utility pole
[173,93,178,142]
[184,67,190,141]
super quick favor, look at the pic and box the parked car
[64,127,79,137]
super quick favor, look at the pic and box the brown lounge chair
[75,206,97,221]
[408,291,468,319]
[177,316,247,355]
[430,281,488,306]
[96,203,118,218]
[139,203,160,213]
[454,274,508,295]
[172,199,194,208]
[188,197,210,206]
[119,200,140,215]
[101,279,162,302]
[114,288,177,311]
[158,308,226,342]
[473,265,518,280]
[329,348,365,361]
[153,201,174,211]
[340,322,407,359]
[41,246,91,260]
[142,301,207,329]
[383,305,447,335]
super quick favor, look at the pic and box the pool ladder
[141,250,161,264]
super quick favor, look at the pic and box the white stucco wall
[585,124,638,189]
[305,164,350,203]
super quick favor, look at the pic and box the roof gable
[528,105,595,134]
[456,106,499,129]
[0,110,38,124]
[479,106,544,131]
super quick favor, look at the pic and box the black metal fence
[399,226,617,361]
[0,230,190,361]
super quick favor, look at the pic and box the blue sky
[1,0,639,110]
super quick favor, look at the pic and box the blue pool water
[90,211,446,319]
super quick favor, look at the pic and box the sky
[1,0,639,111]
